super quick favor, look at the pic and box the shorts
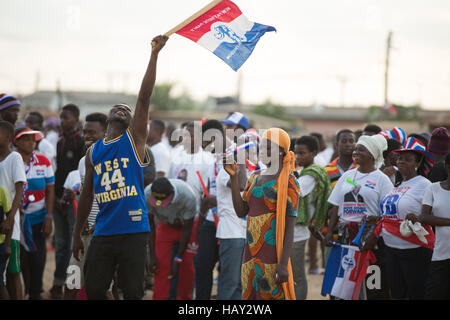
[0,243,10,286]
[7,240,21,274]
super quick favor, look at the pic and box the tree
[367,104,421,122]
[251,99,287,119]
[151,83,203,111]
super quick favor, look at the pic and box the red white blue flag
[321,244,376,300]
[373,218,435,250]
[176,0,276,71]
[383,103,398,116]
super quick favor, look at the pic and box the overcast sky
[1,0,450,109]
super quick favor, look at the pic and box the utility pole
[384,31,393,106]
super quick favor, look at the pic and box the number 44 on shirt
[93,157,140,205]
[94,158,129,190]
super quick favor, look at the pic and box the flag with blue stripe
[321,243,376,300]
[176,0,275,71]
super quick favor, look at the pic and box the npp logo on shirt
[380,186,411,218]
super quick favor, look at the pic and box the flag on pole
[175,0,276,71]
[383,103,398,116]
[321,244,376,300]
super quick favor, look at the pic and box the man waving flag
[167,0,275,71]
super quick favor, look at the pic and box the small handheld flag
[196,170,210,198]
[170,0,276,71]
[321,244,376,300]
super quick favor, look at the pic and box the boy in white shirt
[215,129,259,300]
[0,121,26,300]
[293,136,332,300]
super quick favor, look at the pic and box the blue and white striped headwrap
[0,94,21,111]
[393,137,435,174]
[380,127,407,145]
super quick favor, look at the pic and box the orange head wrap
[261,128,296,300]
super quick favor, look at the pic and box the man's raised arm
[130,35,168,160]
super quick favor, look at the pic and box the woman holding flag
[366,137,434,300]
[325,134,393,299]
[225,128,299,300]
[326,134,393,246]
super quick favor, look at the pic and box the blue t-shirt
[91,128,150,236]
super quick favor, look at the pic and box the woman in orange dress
[224,128,300,300]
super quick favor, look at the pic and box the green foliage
[151,83,203,111]
[251,99,287,120]
[367,104,421,122]
[151,83,173,110]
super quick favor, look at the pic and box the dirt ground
[42,239,327,300]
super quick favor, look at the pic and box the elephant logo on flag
[341,254,355,271]
[212,23,246,44]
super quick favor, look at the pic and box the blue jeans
[53,201,75,287]
[217,238,245,300]
[194,220,219,300]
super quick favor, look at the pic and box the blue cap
[221,112,249,130]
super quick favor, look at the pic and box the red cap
[13,129,44,143]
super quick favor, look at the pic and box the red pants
[152,220,198,300]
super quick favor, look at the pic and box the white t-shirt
[169,144,184,159]
[78,156,86,181]
[38,138,57,171]
[328,168,393,223]
[168,148,215,214]
[45,130,59,151]
[422,182,450,261]
[215,167,246,239]
[293,174,316,242]
[150,141,171,176]
[0,152,27,240]
[380,175,431,250]
[314,154,328,167]
[64,170,81,192]
[319,147,334,166]
[78,156,99,229]
[204,159,221,223]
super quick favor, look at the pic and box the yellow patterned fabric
[241,173,300,300]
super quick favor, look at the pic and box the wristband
[46,215,53,219]
[174,256,183,264]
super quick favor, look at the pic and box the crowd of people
[1,36,450,300]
